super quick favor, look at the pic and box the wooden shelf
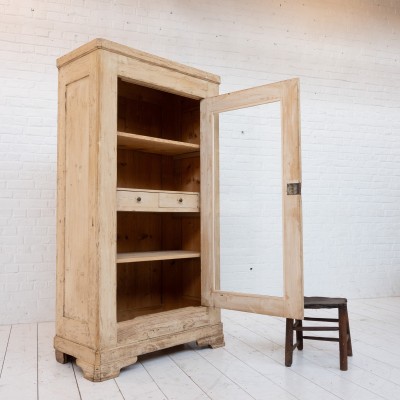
[116,250,200,264]
[117,131,200,156]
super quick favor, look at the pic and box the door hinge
[287,182,301,195]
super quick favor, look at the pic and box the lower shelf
[117,306,215,344]
[116,250,200,263]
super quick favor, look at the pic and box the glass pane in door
[219,101,283,297]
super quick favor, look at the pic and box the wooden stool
[285,297,352,371]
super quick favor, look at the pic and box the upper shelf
[117,250,200,264]
[117,132,200,156]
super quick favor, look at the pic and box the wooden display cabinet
[55,39,303,381]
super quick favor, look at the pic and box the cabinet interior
[116,78,202,322]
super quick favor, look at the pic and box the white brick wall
[1,0,399,324]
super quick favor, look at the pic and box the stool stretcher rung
[294,326,339,331]
[303,317,339,322]
[302,336,339,342]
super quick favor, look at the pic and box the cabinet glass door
[200,79,303,319]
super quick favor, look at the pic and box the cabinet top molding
[56,38,221,84]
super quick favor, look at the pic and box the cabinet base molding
[55,349,69,364]
[54,322,224,382]
[76,357,135,382]
[196,333,225,348]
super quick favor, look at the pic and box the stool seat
[285,296,352,371]
[304,296,347,309]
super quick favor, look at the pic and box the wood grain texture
[200,98,215,307]
[97,50,118,348]
[57,38,220,84]
[56,40,222,382]
[213,292,284,316]
[63,75,90,323]
[116,250,200,263]
[117,188,199,212]
[281,79,303,319]
[56,52,98,349]
[118,55,213,100]
[117,131,199,155]
[200,78,303,319]
[117,306,213,344]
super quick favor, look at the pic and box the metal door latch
[287,183,301,195]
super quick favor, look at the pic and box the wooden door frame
[200,78,303,319]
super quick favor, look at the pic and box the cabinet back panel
[181,100,200,145]
[182,217,200,251]
[117,79,200,143]
[182,259,201,302]
[117,259,201,322]
[117,213,200,253]
[117,150,162,190]
[117,261,163,322]
[117,150,200,192]
[117,212,162,253]
[176,157,201,192]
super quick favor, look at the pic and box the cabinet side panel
[97,51,118,348]
[63,76,90,322]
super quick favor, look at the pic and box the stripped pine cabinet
[55,38,303,381]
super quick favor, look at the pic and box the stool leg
[346,307,353,357]
[296,319,303,350]
[338,306,348,371]
[285,318,294,367]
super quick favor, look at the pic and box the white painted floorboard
[0,297,399,400]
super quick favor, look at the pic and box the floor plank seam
[290,342,390,400]
[193,350,264,399]
[36,323,39,400]
[223,332,341,400]
[140,360,169,399]
[305,338,400,388]
[223,319,368,400]
[225,315,391,400]
[167,354,213,400]
[113,378,126,400]
[186,342,257,400]
[221,346,302,400]
[72,361,83,400]
[2,298,400,400]
[0,325,12,379]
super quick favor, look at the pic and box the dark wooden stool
[285,297,352,371]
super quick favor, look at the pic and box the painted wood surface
[1,298,400,399]
[0,324,37,400]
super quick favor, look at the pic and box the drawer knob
[136,197,142,202]
[178,198,183,203]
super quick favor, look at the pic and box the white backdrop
[1,0,400,323]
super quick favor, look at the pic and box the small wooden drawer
[117,189,199,212]
[159,192,199,211]
[117,190,158,211]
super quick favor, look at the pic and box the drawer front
[159,192,199,211]
[117,190,159,211]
